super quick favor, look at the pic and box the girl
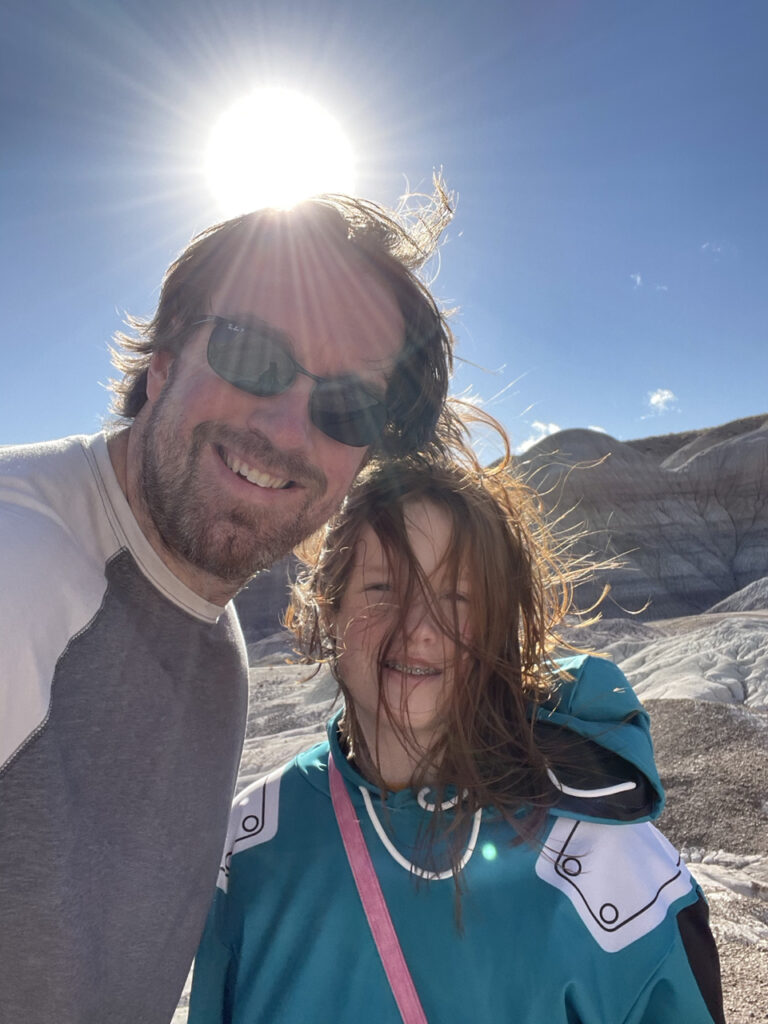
[189,455,723,1024]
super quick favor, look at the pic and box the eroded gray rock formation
[521,414,768,619]
[233,555,298,643]
[709,576,768,613]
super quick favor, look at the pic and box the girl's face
[331,499,472,772]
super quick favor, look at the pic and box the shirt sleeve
[623,890,725,1024]
[0,500,108,771]
[188,894,238,1024]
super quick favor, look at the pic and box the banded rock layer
[521,414,768,619]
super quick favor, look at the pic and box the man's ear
[146,350,173,403]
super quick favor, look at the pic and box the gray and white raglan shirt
[0,433,249,1024]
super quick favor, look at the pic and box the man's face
[136,236,405,600]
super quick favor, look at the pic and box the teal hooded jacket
[189,655,723,1024]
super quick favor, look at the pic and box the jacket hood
[532,654,665,823]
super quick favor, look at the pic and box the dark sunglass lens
[311,380,388,446]
[207,322,295,395]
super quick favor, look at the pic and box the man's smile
[219,445,294,490]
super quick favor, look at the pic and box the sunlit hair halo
[109,178,462,458]
[287,413,593,884]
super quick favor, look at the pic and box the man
[0,191,457,1022]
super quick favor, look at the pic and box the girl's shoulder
[218,739,332,892]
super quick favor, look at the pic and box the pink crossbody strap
[328,753,428,1024]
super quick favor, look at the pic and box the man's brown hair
[110,183,460,457]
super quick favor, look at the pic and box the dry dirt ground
[647,698,768,1023]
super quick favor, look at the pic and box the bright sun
[204,87,356,216]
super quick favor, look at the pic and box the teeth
[385,662,439,677]
[223,451,289,489]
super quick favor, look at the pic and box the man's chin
[177,514,305,585]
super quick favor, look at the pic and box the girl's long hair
[286,410,596,892]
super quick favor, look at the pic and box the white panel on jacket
[535,817,694,953]
[218,766,285,892]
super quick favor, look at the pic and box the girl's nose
[403,596,441,644]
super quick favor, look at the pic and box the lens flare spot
[481,842,498,861]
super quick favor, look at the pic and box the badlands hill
[200,415,768,1024]
[519,412,768,620]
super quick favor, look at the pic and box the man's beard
[138,398,332,589]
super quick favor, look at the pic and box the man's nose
[244,377,314,449]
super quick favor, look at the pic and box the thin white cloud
[630,273,668,292]
[645,388,678,415]
[516,420,561,454]
[700,240,740,263]
[587,424,607,434]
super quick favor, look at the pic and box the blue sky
[3,0,767,455]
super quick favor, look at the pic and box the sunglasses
[192,315,390,447]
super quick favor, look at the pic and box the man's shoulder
[0,432,97,473]
[0,437,118,773]
[0,432,113,567]
[0,433,103,521]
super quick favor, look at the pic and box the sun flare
[204,87,356,216]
